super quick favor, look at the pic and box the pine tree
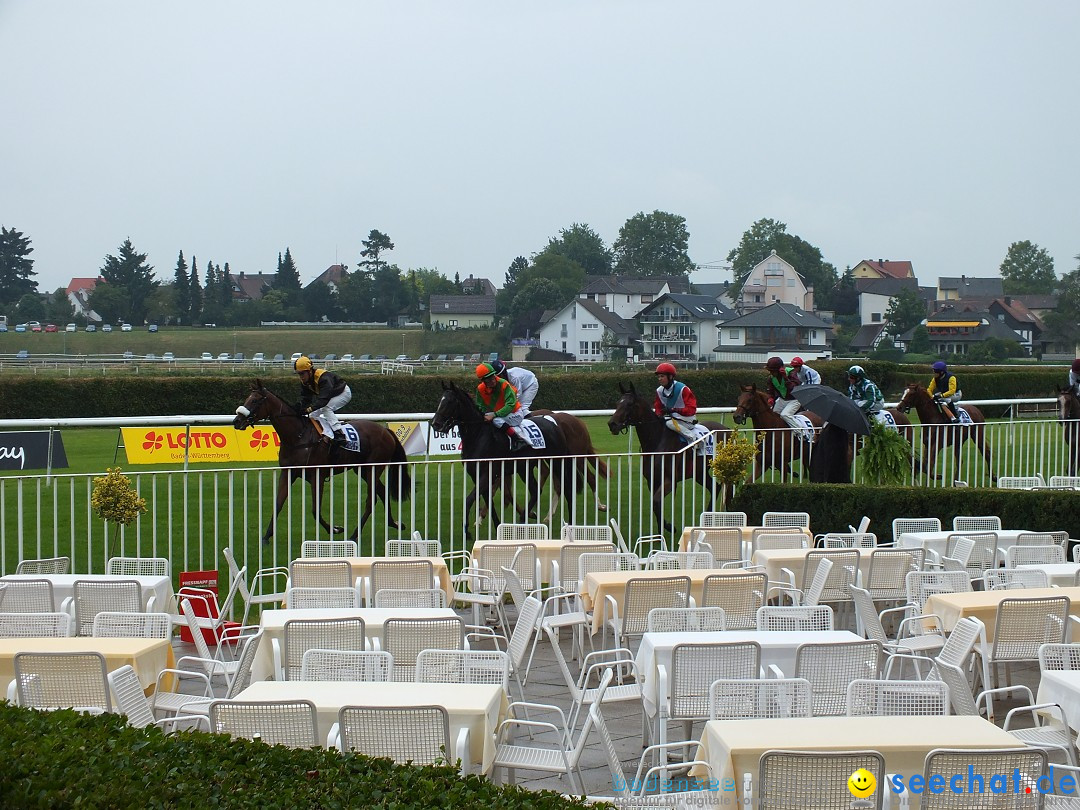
[172,251,189,324]
[99,237,158,323]
[189,255,202,324]
[275,248,301,290]
[0,226,38,306]
[221,262,232,308]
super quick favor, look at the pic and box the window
[787,278,795,287]
[571,306,576,320]
[754,295,762,303]
[811,330,817,340]
[765,262,782,275]
[597,294,606,306]
[448,319,458,328]
[591,341,601,355]
[582,322,598,330]
[728,329,739,339]
[767,277,782,287]
[579,341,589,355]
[560,325,567,337]
[871,313,881,322]
[640,294,653,305]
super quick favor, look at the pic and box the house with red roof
[66,277,102,322]
[852,259,915,280]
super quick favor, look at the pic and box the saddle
[516,416,556,450]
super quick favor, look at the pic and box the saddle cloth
[340,424,361,452]
[793,413,815,443]
[518,416,556,450]
[871,410,898,431]
[955,406,973,425]
[669,418,716,456]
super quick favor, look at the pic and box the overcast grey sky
[2,1,1077,295]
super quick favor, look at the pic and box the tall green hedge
[0,363,1065,418]
[0,703,599,810]
[731,482,1080,541]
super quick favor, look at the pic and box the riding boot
[506,427,528,451]
[331,430,348,448]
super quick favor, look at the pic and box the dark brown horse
[1056,386,1080,476]
[897,383,995,483]
[607,383,731,532]
[531,409,609,516]
[732,384,822,479]
[233,380,410,543]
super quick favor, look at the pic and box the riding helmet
[655,362,677,376]
[765,357,785,371]
[475,362,497,380]
[848,365,865,378]
[1072,359,1080,374]
[932,361,947,373]
[490,358,506,376]
[791,357,804,367]
[293,356,313,372]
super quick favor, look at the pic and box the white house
[736,251,813,313]
[538,297,638,361]
[638,293,734,362]
[577,276,689,320]
[714,302,831,363]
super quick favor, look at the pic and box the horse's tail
[591,454,609,479]
[387,434,411,500]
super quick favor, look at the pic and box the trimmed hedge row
[731,482,1080,540]
[0,363,1067,418]
[0,703,599,810]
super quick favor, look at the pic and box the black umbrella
[791,384,872,435]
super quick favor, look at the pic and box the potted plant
[90,467,147,560]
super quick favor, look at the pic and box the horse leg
[652,473,676,533]
[261,468,295,545]
[307,471,346,537]
[587,457,608,512]
[973,425,995,483]
[362,464,402,531]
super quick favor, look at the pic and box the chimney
[1004,296,1012,306]
[239,271,245,279]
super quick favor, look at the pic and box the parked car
[417,354,432,361]
[85,324,96,332]
[340,353,354,362]
[252,352,265,363]
[15,349,29,359]
[272,353,284,362]
[358,354,372,361]
[121,323,132,332]
[14,324,26,333]
[65,323,77,332]
[452,354,465,362]
[0,324,7,333]
[395,354,409,362]
[201,352,213,361]
[324,353,337,361]
[101,324,113,333]
[218,352,231,361]
[147,324,159,333]
[123,351,134,360]
[145,353,156,361]
[234,352,245,362]
[44,324,58,333]
[375,354,388,360]
[436,354,448,362]
[162,352,175,362]
[290,352,302,362]
[30,324,42,333]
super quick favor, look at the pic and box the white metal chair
[1006,545,1066,567]
[551,542,616,595]
[578,551,640,578]
[602,575,690,649]
[495,522,549,543]
[331,704,467,772]
[1041,643,1080,673]
[953,515,1003,533]
[848,515,872,535]
[689,527,750,568]
[892,516,942,544]
[700,572,767,630]
[818,532,877,549]
[153,629,263,719]
[493,668,613,792]
[382,616,465,682]
[943,531,999,581]
[769,556,834,607]
[300,539,358,558]
[0,578,55,613]
[844,678,949,716]
[9,651,111,713]
[285,587,360,609]
[108,665,209,732]
[288,559,353,588]
[0,611,70,637]
[415,648,511,690]
[864,548,923,605]
[372,588,447,608]
[752,532,810,553]
[999,475,1046,490]
[92,611,172,638]
[209,699,320,748]
[299,649,393,682]
[646,606,727,632]
[476,543,539,594]
[1017,531,1070,549]
[176,596,254,688]
[560,523,613,544]
[985,569,1051,591]
[15,556,70,575]
[849,584,944,678]
[367,559,435,605]
[790,639,882,716]
[708,677,812,720]
[698,510,747,527]
[905,570,972,614]
[780,551,857,618]
[223,546,289,625]
[750,749,886,810]
[977,595,1070,699]
[921,748,1047,809]
[105,556,170,577]
[273,616,367,681]
[762,511,810,529]
[386,535,442,557]
[644,551,713,570]
[67,578,143,636]
[756,605,834,632]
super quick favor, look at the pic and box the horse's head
[897,383,925,414]
[431,382,479,434]
[1056,386,1080,422]
[233,380,283,429]
[608,382,650,435]
[732,384,762,425]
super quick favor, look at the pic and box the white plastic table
[1037,670,1080,733]
[1016,563,1080,587]
[0,573,174,613]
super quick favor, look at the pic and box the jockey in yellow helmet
[294,355,352,446]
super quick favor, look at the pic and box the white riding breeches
[492,411,524,429]
[773,398,802,431]
[310,386,352,438]
[515,382,538,416]
[664,415,695,435]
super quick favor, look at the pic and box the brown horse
[897,383,995,483]
[607,383,731,532]
[233,380,411,544]
[532,409,609,515]
[1056,386,1080,476]
[732,384,822,479]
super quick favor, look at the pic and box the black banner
[0,431,69,471]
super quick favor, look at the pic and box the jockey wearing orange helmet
[654,362,698,434]
[475,362,528,450]
[294,355,352,446]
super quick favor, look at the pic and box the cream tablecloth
[234,680,506,772]
[0,636,174,695]
[678,526,811,553]
[922,587,1080,640]
[696,715,1017,808]
[251,607,457,681]
[750,548,872,587]
[0,573,174,613]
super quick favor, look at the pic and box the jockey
[475,362,528,450]
[294,355,352,446]
[764,356,806,436]
[654,362,697,436]
[927,360,961,423]
[491,358,538,417]
[847,365,884,414]
[1068,359,1080,397]
[791,357,821,386]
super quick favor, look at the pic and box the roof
[429,294,497,315]
[580,275,690,296]
[641,293,734,321]
[460,276,497,296]
[854,277,921,296]
[1011,294,1058,310]
[856,259,914,279]
[850,324,887,351]
[231,272,272,301]
[717,301,831,329]
[939,276,1004,297]
[66,277,101,294]
[574,297,638,336]
[307,264,347,288]
[898,317,1026,343]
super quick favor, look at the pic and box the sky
[2,1,1078,296]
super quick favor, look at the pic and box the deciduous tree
[613,210,694,277]
[1044,256,1080,348]
[999,240,1056,295]
[539,223,612,275]
[884,287,927,337]
[726,218,838,305]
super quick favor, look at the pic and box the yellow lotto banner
[122,426,282,464]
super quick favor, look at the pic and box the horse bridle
[610,394,646,434]
[234,389,292,429]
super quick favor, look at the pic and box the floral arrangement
[709,431,761,489]
[90,467,147,526]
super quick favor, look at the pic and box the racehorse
[1056,386,1080,476]
[531,409,609,516]
[233,380,411,544]
[607,383,731,532]
[897,383,995,483]
[732,384,823,479]
[430,382,570,539]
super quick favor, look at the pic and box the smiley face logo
[848,768,876,798]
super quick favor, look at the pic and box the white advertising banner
[386,422,461,456]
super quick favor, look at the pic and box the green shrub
[0,702,601,810]
[731,482,1080,539]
